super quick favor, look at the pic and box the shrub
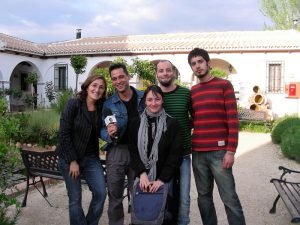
[280,125,300,163]
[210,68,227,78]
[53,89,74,114]
[22,110,60,146]
[44,81,56,104]
[0,192,20,225]
[22,94,36,110]
[0,143,21,225]
[0,116,23,144]
[271,116,300,144]
[0,97,8,115]
[8,113,30,143]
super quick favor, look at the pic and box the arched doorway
[10,61,41,111]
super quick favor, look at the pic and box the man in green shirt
[156,60,192,225]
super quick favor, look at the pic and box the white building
[1,30,300,118]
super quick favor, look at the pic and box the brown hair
[77,74,107,101]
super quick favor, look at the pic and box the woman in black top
[56,74,107,225]
[129,85,182,224]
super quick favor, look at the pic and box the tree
[132,58,156,85]
[70,55,87,93]
[25,72,39,110]
[44,81,56,104]
[210,68,228,79]
[260,0,300,30]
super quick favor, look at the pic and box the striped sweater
[191,77,239,152]
[163,85,192,156]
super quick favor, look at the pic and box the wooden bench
[20,148,130,208]
[269,166,300,223]
[238,109,267,126]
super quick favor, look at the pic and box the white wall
[1,50,300,117]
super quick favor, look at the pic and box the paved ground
[13,132,299,225]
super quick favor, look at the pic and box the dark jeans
[59,155,107,225]
[192,150,246,225]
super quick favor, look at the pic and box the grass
[239,121,271,133]
[23,109,60,146]
[27,109,60,131]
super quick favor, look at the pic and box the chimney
[76,29,82,39]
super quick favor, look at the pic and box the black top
[55,98,103,163]
[128,115,182,183]
[85,111,99,155]
[119,90,139,144]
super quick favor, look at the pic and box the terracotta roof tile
[1,30,300,57]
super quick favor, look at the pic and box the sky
[0,0,272,43]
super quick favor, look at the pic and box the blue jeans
[192,150,246,225]
[178,154,191,225]
[58,155,107,225]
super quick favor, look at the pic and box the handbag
[131,181,169,225]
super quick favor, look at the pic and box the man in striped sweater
[188,48,246,225]
[156,60,192,225]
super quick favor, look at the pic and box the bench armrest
[278,166,300,180]
[270,178,300,185]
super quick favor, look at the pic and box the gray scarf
[137,108,168,181]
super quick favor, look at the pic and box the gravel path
[15,132,299,225]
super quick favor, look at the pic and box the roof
[1,30,300,57]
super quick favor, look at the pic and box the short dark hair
[188,48,210,65]
[143,85,164,101]
[109,63,129,77]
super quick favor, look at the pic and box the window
[54,64,68,91]
[267,62,284,93]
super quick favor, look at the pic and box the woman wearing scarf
[129,85,182,225]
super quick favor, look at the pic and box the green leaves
[0,97,8,116]
[271,115,300,144]
[280,124,300,162]
[24,72,39,85]
[70,55,88,75]
[210,68,227,79]
[260,0,300,30]
[70,55,88,93]
[44,81,56,104]
[0,116,21,143]
[132,58,156,84]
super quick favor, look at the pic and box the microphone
[103,108,118,140]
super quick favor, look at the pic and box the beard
[194,68,209,79]
[158,78,174,87]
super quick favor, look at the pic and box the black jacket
[128,115,182,183]
[56,98,103,163]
